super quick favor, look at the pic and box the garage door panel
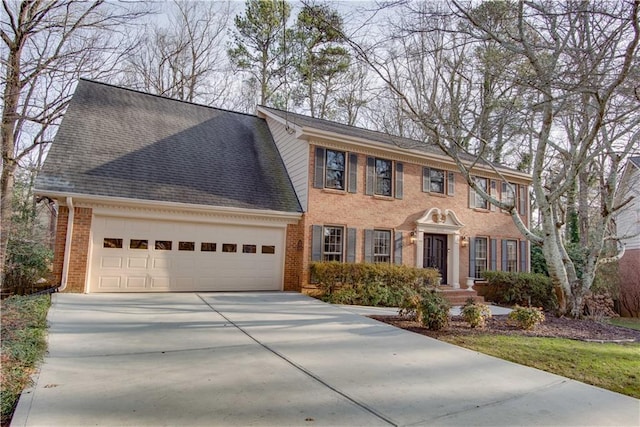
[90,215,285,292]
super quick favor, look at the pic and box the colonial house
[616,156,640,316]
[35,80,532,295]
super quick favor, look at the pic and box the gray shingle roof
[630,156,640,168]
[36,80,302,213]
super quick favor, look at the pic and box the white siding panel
[617,167,640,250]
[265,116,309,211]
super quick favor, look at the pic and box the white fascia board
[300,127,533,183]
[256,106,304,138]
[34,190,302,226]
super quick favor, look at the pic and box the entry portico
[414,208,465,288]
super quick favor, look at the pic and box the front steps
[437,285,485,306]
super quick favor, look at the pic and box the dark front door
[424,234,447,283]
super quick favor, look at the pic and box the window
[201,242,216,252]
[222,244,237,253]
[447,172,455,195]
[130,239,148,249]
[506,240,518,272]
[325,150,345,190]
[423,167,445,194]
[474,238,488,278]
[103,238,122,248]
[375,158,393,196]
[261,245,275,254]
[502,182,515,209]
[242,244,257,254]
[155,240,172,250]
[179,241,195,251]
[474,177,489,209]
[323,226,344,261]
[373,230,391,263]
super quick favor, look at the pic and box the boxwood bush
[481,271,557,311]
[310,262,440,307]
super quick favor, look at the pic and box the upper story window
[325,150,345,190]
[473,177,489,210]
[375,158,393,196]
[423,167,445,194]
[501,182,516,209]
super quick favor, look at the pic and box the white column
[452,233,460,288]
[416,230,424,268]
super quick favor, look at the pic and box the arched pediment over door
[415,208,465,288]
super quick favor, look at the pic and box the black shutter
[394,231,403,265]
[490,239,497,271]
[502,240,508,271]
[348,153,358,193]
[447,172,455,195]
[364,229,374,263]
[314,147,325,189]
[520,240,527,272]
[422,167,430,192]
[365,157,374,195]
[395,162,403,199]
[311,225,323,261]
[347,228,356,263]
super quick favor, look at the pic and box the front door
[424,234,447,283]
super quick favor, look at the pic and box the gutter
[59,197,74,291]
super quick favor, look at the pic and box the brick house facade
[37,80,531,294]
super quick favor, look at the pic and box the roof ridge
[79,78,260,119]
[258,104,428,145]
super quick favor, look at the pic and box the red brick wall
[283,220,305,291]
[619,248,640,317]
[50,205,93,293]
[298,145,529,288]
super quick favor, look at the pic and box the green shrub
[417,290,451,330]
[507,306,546,330]
[460,298,492,328]
[481,271,557,311]
[2,239,53,296]
[310,262,439,307]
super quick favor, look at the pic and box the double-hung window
[373,230,391,263]
[501,182,516,210]
[474,237,488,278]
[375,158,393,196]
[474,177,489,209]
[323,226,344,262]
[423,167,445,194]
[505,240,518,272]
[325,150,345,190]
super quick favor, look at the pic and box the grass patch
[441,334,640,399]
[605,317,640,331]
[1,295,50,426]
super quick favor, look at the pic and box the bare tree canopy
[344,0,639,315]
[1,0,149,278]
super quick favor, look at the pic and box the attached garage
[89,215,287,292]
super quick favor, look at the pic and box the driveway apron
[12,292,640,427]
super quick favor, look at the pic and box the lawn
[606,317,640,331]
[0,295,50,426]
[440,334,640,399]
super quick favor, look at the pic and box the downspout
[59,197,74,291]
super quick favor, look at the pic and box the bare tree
[119,1,234,106]
[345,0,639,315]
[1,0,148,279]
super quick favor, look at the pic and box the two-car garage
[87,214,288,293]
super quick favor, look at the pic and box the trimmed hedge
[310,262,440,307]
[480,271,557,311]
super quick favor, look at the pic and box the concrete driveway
[12,292,639,426]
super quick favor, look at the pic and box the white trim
[34,191,302,225]
[60,197,74,291]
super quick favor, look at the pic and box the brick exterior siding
[51,206,93,293]
[297,145,530,290]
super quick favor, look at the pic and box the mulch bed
[369,314,640,343]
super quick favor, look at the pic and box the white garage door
[89,215,285,292]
